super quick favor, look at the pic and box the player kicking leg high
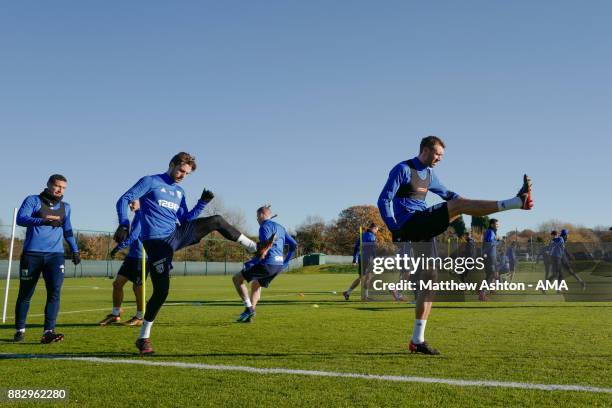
[377,136,533,355]
[232,206,297,322]
[114,152,257,355]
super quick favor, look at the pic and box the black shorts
[241,264,283,288]
[117,257,147,285]
[394,203,450,242]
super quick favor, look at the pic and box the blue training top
[482,228,499,260]
[377,157,459,231]
[549,237,565,259]
[17,195,79,254]
[352,230,376,262]
[248,219,297,267]
[114,211,144,259]
[116,173,207,240]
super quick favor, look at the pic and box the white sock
[497,196,522,211]
[17,328,25,333]
[136,311,143,319]
[237,234,257,253]
[139,320,153,339]
[243,298,252,308]
[364,289,369,298]
[346,288,353,295]
[112,307,121,316]
[412,319,427,344]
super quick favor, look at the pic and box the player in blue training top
[232,205,297,323]
[377,135,533,356]
[114,152,257,355]
[343,223,378,301]
[548,230,567,292]
[13,174,81,344]
[557,229,586,290]
[99,199,146,327]
[480,218,500,301]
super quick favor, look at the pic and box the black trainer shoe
[13,331,25,343]
[40,331,64,344]
[409,341,440,355]
[517,174,533,210]
[135,338,154,356]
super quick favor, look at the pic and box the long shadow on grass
[0,350,407,359]
[0,323,103,331]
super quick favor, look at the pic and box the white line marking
[1,354,610,394]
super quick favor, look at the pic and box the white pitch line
[2,354,611,394]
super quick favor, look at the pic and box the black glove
[200,188,214,203]
[72,252,81,265]
[113,225,129,244]
[43,219,63,228]
[110,247,119,259]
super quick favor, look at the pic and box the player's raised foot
[517,174,533,210]
[123,316,143,326]
[409,341,440,355]
[13,331,25,343]
[99,314,120,326]
[342,291,350,300]
[135,338,154,356]
[40,331,64,344]
[236,307,255,323]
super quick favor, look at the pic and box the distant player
[114,152,257,355]
[232,206,297,323]
[558,229,586,289]
[456,232,477,283]
[536,231,556,282]
[343,223,378,301]
[506,241,518,281]
[99,200,145,326]
[548,230,566,293]
[480,219,500,301]
[13,174,81,343]
[377,135,533,355]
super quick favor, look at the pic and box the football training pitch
[1,270,611,407]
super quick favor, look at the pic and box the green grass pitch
[1,270,611,407]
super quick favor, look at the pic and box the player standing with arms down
[13,174,81,343]
[377,136,533,355]
[114,152,257,355]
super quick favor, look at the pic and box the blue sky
[1,1,610,235]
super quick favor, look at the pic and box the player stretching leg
[13,174,81,343]
[114,152,257,355]
[99,200,145,326]
[232,206,297,323]
[377,136,533,355]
